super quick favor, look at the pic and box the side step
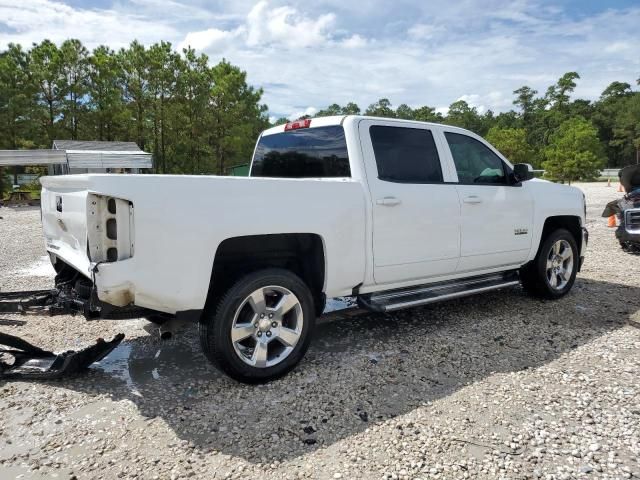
[358,271,520,313]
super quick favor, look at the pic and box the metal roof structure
[52,140,143,151]
[0,140,153,169]
[0,150,66,166]
[53,140,153,169]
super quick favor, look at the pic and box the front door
[359,120,461,285]
[441,131,533,272]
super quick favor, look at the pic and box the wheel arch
[536,215,583,258]
[206,233,326,314]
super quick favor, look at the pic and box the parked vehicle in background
[39,115,588,382]
[602,164,640,252]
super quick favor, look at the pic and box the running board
[358,271,520,313]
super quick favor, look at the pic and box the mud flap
[0,332,124,379]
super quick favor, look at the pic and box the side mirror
[513,163,534,182]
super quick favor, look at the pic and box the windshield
[251,125,350,178]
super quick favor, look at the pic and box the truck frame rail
[0,286,151,319]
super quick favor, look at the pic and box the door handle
[463,195,482,204]
[376,197,401,206]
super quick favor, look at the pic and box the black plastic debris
[0,332,124,379]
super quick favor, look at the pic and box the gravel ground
[1,182,639,480]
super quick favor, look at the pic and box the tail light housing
[284,118,312,131]
[87,194,134,263]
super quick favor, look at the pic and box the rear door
[359,120,460,285]
[440,130,533,272]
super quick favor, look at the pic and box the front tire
[199,269,316,383]
[520,228,578,299]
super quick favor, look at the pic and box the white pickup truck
[40,115,588,382]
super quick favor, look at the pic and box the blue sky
[1,0,639,120]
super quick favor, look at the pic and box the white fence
[535,169,621,178]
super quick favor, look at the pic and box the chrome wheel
[230,286,304,368]
[546,239,574,290]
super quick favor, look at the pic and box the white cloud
[604,42,632,54]
[176,1,339,52]
[407,23,444,40]
[178,27,244,52]
[288,106,317,120]
[1,1,639,120]
[457,91,513,113]
[0,0,178,49]
[457,94,486,113]
[127,0,241,23]
[246,1,336,48]
[341,34,367,48]
[225,1,640,117]
[489,0,545,26]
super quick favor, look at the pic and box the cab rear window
[251,125,350,178]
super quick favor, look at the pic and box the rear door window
[369,126,443,183]
[251,125,350,178]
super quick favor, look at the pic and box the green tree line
[1,38,639,192]
[277,72,639,182]
[0,39,269,187]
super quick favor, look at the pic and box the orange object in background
[607,215,617,227]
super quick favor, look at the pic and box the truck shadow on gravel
[55,277,639,463]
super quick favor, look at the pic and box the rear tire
[520,228,578,299]
[199,268,315,383]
